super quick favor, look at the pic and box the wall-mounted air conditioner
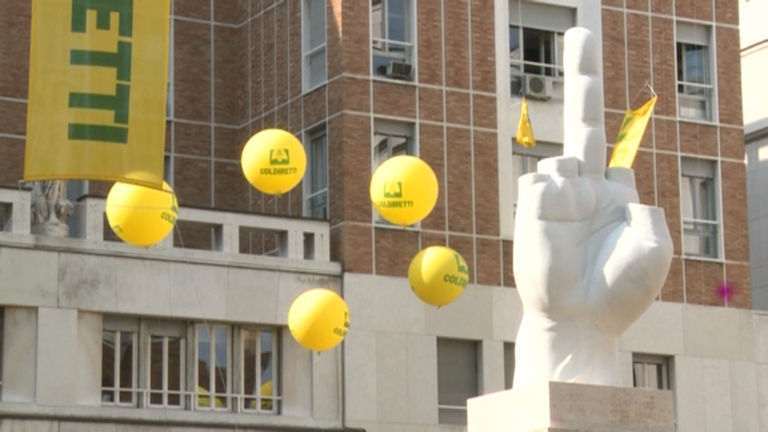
[524,75,553,100]
[386,61,413,81]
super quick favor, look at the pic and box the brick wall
[602,0,750,308]
[0,0,750,308]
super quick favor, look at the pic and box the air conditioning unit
[524,75,553,100]
[386,61,413,81]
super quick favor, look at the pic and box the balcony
[0,186,341,319]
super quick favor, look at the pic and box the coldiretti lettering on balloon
[408,246,469,307]
[443,273,468,287]
[259,167,299,175]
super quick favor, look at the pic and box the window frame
[146,320,187,409]
[101,317,282,414]
[195,323,232,411]
[302,0,327,92]
[508,0,575,97]
[632,354,673,391]
[372,120,417,225]
[436,338,480,426]
[371,0,415,77]
[372,120,416,169]
[303,125,329,219]
[240,327,280,414]
[503,342,515,390]
[675,22,715,122]
[101,316,140,407]
[680,157,721,259]
[511,141,562,208]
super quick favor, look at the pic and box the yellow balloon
[105,181,178,247]
[369,155,438,226]
[408,246,469,307]
[288,288,349,352]
[241,128,307,195]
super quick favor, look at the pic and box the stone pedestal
[467,381,675,432]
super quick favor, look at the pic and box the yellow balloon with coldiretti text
[288,288,350,352]
[408,246,469,307]
[241,128,307,195]
[369,155,438,225]
[105,181,178,247]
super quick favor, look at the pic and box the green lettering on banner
[69,83,130,124]
[71,0,133,37]
[68,124,128,143]
[70,41,132,82]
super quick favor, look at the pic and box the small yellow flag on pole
[516,97,535,148]
[24,0,170,188]
[608,96,658,168]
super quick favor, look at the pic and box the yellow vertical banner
[24,0,170,188]
[608,96,657,169]
[516,97,535,148]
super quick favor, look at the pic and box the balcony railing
[0,187,331,264]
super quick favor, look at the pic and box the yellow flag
[24,0,170,188]
[609,96,657,168]
[516,97,535,148]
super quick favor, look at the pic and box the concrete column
[77,311,102,405]
[2,307,37,402]
[36,307,78,405]
[280,327,312,417]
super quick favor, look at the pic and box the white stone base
[467,381,675,432]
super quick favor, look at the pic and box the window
[676,23,713,121]
[371,0,413,79]
[373,120,415,224]
[437,338,479,425]
[373,120,414,169]
[681,158,719,258]
[148,321,186,408]
[632,354,672,390]
[101,316,280,413]
[512,141,561,208]
[197,324,230,410]
[504,342,515,390]
[304,127,328,219]
[509,1,574,96]
[102,317,139,406]
[303,0,326,90]
[241,328,278,413]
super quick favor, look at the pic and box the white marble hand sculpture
[512,28,673,387]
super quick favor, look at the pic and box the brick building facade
[0,1,765,431]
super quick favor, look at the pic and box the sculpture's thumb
[589,203,673,334]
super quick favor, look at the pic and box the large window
[681,158,720,258]
[196,324,229,410]
[304,127,328,219]
[371,0,413,79]
[437,338,479,425]
[241,328,278,413]
[148,329,185,408]
[676,23,714,121]
[303,0,326,90]
[632,354,672,390]
[100,317,279,413]
[102,317,139,406]
[509,1,574,97]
